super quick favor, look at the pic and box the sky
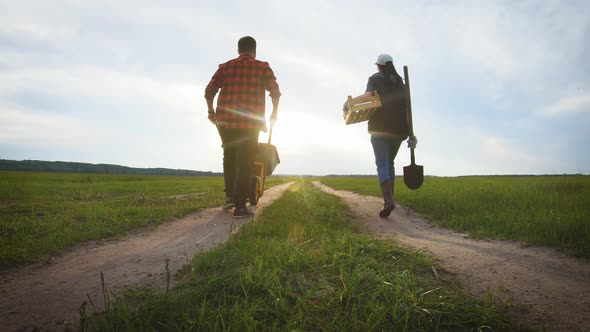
[1,0,589,176]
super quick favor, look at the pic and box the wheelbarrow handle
[267,120,275,145]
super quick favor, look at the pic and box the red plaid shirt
[205,54,281,129]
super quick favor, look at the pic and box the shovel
[403,65,424,190]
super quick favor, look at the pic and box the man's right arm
[270,95,280,126]
[264,64,281,126]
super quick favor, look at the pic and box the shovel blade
[403,163,424,190]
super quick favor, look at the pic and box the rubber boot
[379,180,395,218]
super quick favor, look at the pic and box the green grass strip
[0,171,298,267]
[0,171,227,266]
[86,180,522,331]
[320,176,590,258]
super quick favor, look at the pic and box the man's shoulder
[220,57,270,67]
[220,57,240,66]
[251,58,271,68]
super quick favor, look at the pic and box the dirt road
[0,182,293,332]
[313,181,590,332]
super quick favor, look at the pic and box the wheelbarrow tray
[255,142,280,176]
[249,142,280,205]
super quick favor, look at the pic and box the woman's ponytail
[384,61,403,85]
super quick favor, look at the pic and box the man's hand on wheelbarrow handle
[270,109,278,127]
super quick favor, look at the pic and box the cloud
[481,135,537,164]
[418,1,589,86]
[0,102,100,146]
[0,65,199,114]
[0,62,220,170]
[0,3,78,48]
[542,92,590,116]
[273,51,362,91]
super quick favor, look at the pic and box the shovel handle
[403,66,415,138]
[404,66,417,165]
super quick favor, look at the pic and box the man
[205,36,281,218]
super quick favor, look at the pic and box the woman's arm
[349,91,374,104]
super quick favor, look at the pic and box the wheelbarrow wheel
[249,176,261,206]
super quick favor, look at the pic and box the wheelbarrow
[249,123,280,205]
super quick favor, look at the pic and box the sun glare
[260,110,311,152]
[262,110,353,150]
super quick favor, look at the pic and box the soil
[2,181,589,332]
[313,181,590,332]
[0,182,293,332]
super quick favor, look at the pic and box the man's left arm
[264,64,281,125]
[204,65,223,123]
[270,94,280,126]
[205,97,216,123]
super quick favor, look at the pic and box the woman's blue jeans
[371,134,403,185]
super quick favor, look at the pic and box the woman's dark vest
[367,73,409,140]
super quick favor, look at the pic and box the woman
[347,54,417,217]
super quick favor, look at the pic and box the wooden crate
[343,91,381,125]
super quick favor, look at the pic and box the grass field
[86,181,523,331]
[0,171,291,266]
[320,175,590,258]
[3,171,588,264]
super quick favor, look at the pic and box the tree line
[0,159,222,177]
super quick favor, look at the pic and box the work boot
[233,206,254,219]
[222,197,235,211]
[379,180,395,218]
[391,179,397,209]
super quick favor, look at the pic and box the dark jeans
[218,127,259,208]
[370,134,403,185]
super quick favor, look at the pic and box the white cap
[375,54,393,66]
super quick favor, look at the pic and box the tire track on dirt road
[0,182,293,332]
[314,181,590,332]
